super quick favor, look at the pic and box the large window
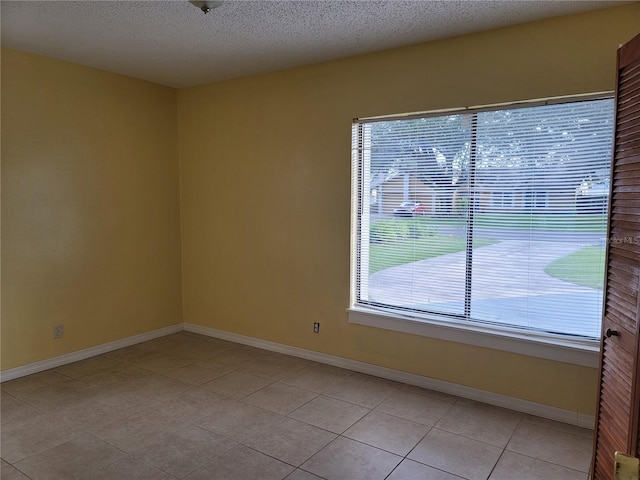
[351,97,614,348]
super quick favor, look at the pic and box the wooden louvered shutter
[592,32,640,480]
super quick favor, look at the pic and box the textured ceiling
[0,0,628,88]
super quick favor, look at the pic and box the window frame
[349,93,613,367]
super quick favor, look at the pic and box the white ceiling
[0,0,628,88]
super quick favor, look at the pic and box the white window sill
[348,306,600,368]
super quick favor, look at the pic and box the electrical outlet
[53,324,64,339]
[313,322,320,333]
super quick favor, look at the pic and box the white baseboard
[184,323,596,429]
[0,321,596,429]
[0,324,183,382]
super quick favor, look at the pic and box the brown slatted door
[592,32,640,480]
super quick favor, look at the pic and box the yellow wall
[178,4,640,415]
[1,49,182,369]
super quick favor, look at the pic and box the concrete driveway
[367,239,603,338]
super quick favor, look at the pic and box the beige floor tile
[194,398,283,443]
[12,379,102,412]
[387,459,464,480]
[408,428,502,480]
[163,361,233,385]
[184,445,294,480]
[54,355,124,380]
[214,346,275,370]
[343,410,430,456]
[201,371,274,398]
[506,421,593,472]
[245,416,337,466]
[142,334,222,360]
[13,433,125,480]
[324,373,400,408]
[198,336,242,351]
[118,349,195,374]
[89,407,191,453]
[376,389,454,426]
[288,395,369,433]
[302,437,401,480]
[285,470,325,480]
[52,391,144,429]
[1,392,43,425]
[192,342,246,364]
[0,413,84,463]
[110,372,192,405]
[151,386,228,424]
[87,456,175,480]
[0,465,31,480]
[64,361,150,389]
[243,382,317,415]
[282,363,355,393]
[489,451,587,480]
[435,401,522,447]
[521,414,594,439]
[239,353,312,380]
[1,370,78,399]
[131,424,236,478]
[178,341,230,360]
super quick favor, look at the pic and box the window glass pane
[470,100,612,337]
[353,97,614,339]
[358,115,472,316]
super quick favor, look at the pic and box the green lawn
[369,236,495,274]
[544,246,606,288]
[473,213,607,232]
[409,213,607,232]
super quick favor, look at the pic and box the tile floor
[1,332,594,480]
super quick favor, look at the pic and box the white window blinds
[353,97,614,339]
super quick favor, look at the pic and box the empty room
[2,1,640,479]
